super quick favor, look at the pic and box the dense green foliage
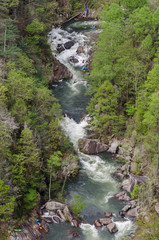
[0,0,80,229]
[71,194,86,218]
[87,3,159,238]
[88,1,159,147]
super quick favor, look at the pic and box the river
[46,20,134,240]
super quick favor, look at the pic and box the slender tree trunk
[157,118,159,172]
[61,175,67,196]
[49,171,52,200]
[2,24,7,81]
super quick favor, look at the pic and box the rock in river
[78,138,108,155]
[76,46,85,54]
[64,41,74,49]
[50,59,73,82]
[107,223,118,233]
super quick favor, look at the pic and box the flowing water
[46,20,134,240]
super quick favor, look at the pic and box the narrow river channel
[46,20,134,240]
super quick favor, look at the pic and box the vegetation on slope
[0,0,83,236]
[87,0,159,238]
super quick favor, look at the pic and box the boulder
[63,206,73,223]
[121,174,147,193]
[121,179,132,193]
[72,219,79,228]
[69,56,79,63]
[113,172,124,180]
[64,41,74,49]
[106,223,118,233]
[114,191,131,202]
[94,220,102,228]
[108,139,119,154]
[125,208,138,218]
[52,216,61,224]
[56,44,65,53]
[57,209,66,221]
[76,46,85,54]
[98,218,112,225]
[45,201,66,211]
[155,202,159,215]
[78,138,109,155]
[50,59,73,82]
[122,205,131,212]
[104,212,113,218]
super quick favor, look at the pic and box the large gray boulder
[125,208,138,218]
[50,59,73,82]
[78,138,109,155]
[98,218,112,225]
[45,201,66,211]
[107,223,118,233]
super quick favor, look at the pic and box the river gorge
[46,20,134,240]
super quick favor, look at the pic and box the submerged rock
[78,138,108,155]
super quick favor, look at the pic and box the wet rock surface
[50,59,73,82]
[106,223,118,233]
[64,40,74,49]
[78,138,109,155]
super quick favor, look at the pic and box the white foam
[60,115,89,148]
[115,220,134,240]
[80,154,118,185]
[80,223,99,239]
[104,192,114,203]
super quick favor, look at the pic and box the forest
[0,0,159,239]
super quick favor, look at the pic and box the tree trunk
[49,171,52,200]
[61,175,67,196]
[2,24,7,81]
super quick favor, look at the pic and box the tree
[71,194,86,218]
[0,179,15,222]
[120,0,147,11]
[47,151,62,200]
[0,18,19,59]
[87,81,123,136]
[11,128,41,192]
